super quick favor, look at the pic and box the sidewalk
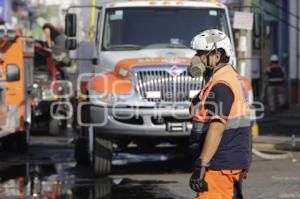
[253,135,300,151]
[255,104,300,151]
[257,104,300,136]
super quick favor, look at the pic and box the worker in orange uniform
[188,29,251,199]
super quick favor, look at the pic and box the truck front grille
[134,69,203,102]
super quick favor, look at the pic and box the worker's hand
[242,169,249,180]
[189,158,209,192]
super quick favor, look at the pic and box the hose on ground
[252,148,293,160]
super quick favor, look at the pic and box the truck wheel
[16,131,28,152]
[49,119,59,135]
[93,137,113,176]
[58,119,68,130]
[1,131,28,153]
[74,138,90,166]
[2,134,17,152]
[94,178,111,199]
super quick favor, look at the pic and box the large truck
[65,0,237,175]
[31,41,71,135]
[0,25,34,152]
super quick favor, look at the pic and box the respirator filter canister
[188,55,206,78]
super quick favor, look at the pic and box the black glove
[242,169,249,179]
[189,158,209,192]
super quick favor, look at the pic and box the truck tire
[94,178,111,199]
[93,137,113,176]
[2,131,28,152]
[49,119,59,135]
[16,131,28,152]
[74,137,90,166]
[2,134,16,152]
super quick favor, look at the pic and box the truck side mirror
[66,39,77,50]
[65,13,77,37]
[6,64,20,82]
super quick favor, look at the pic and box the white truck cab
[65,0,236,175]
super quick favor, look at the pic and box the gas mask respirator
[188,51,217,78]
[187,55,206,78]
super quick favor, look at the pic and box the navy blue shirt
[191,83,234,121]
[205,83,234,121]
[190,82,251,170]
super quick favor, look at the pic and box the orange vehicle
[0,25,34,152]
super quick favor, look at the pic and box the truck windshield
[102,7,229,51]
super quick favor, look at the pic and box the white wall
[289,0,300,79]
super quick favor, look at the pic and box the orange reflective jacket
[191,65,250,124]
[190,65,251,170]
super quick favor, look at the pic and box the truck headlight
[118,67,129,77]
[42,88,53,100]
[88,89,131,105]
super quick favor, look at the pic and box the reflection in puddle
[0,163,112,199]
[0,163,177,199]
[0,164,182,199]
[0,145,189,199]
[0,163,183,199]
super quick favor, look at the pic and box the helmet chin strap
[205,43,221,73]
[205,43,218,70]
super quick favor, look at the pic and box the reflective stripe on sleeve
[193,115,251,133]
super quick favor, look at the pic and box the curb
[253,143,300,152]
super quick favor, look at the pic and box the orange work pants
[196,170,243,199]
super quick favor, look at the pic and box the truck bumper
[0,105,20,139]
[33,100,53,116]
[89,105,192,138]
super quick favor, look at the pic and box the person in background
[37,17,67,55]
[37,17,73,128]
[266,54,285,112]
[37,17,71,68]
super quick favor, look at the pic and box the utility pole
[236,0,252,79]
[260,0,264,101]
[297,0,299,103]
[89,0,96,41]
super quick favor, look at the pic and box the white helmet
[270,54,279,62]
[37,17,47,27]
[190,29,233,60]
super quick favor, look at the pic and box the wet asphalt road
[1,135,300,199]
[0,136,194,199]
